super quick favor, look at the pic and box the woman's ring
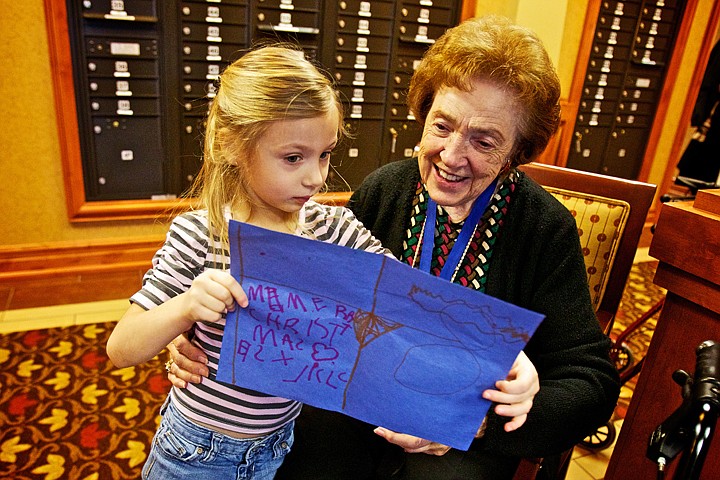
[165,359,174,373]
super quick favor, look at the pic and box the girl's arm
[107,269,247,368]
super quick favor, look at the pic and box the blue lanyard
[419,178,498,280]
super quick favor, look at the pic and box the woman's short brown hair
[407,15,561,166]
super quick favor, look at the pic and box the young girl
[106,45,389,479]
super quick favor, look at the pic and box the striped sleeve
[129,210,302,436]
[130,212,215,310]
[301,201,393,255]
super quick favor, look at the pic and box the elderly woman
[167,15,620,479]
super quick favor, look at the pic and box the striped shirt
[131,201,389,435]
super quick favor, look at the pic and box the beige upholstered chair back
[544,187,631,314]
[519,163,656,333]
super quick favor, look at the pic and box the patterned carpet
[0,261,665,479]
[0,323,169,479]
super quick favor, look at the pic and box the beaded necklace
[404,171,516,291]
[414,178,498,282]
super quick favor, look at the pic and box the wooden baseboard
[0,194,351,311]
[0,236,164,310]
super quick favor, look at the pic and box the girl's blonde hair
[187,44,346,244]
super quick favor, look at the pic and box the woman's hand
[373,428,451,456]
[166,335,209,388]
[482,350,539,432]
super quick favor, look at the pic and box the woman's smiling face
[417,78,522,222]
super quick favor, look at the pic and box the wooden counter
[605,189,720,479]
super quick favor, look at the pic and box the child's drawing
[217,220,544,450]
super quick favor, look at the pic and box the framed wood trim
[554,0,601,168]
[45,0,86,222]
[460,0,476,21]
[44,0,188,222]
[636,0,702,184]
[43,1,467,222]
[63,192,348,223]
[535,99,570,165]
[42,1,419,222]
[65,198,191,222]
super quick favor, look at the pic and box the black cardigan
[347,158,620,458]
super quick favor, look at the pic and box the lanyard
[419,178,498,280]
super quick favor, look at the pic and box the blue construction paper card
[217,220,545,450]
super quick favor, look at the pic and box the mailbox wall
[66,0,462,201]
[567,0,687,179]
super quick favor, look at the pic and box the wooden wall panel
[0,237,162,310]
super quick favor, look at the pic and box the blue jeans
[142,399,294,480]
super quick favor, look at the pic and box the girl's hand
[373,428,451,456]
[108,270,247,369]
[181,269,248,325]
[482,350,539,432]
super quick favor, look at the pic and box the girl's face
[417,79,521,222]
[246,109,339,228]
